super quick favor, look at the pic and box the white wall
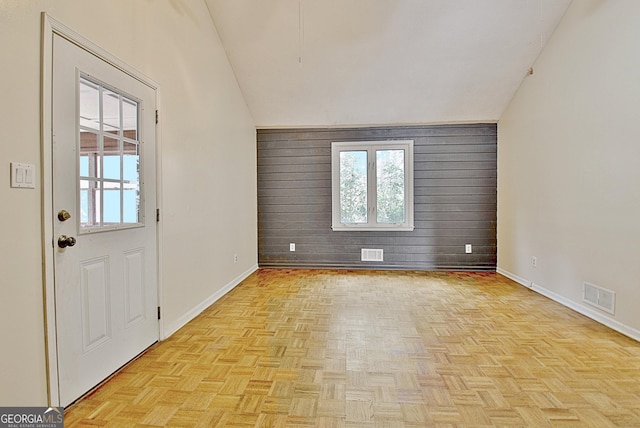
[0,0,256,405]
[498,0,640,337]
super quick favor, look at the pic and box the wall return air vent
[361,248,383,262]
[583,282,615,315]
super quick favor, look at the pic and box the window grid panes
[79,77,142,231]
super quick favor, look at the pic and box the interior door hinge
[156,208,160,222]
[157,306,161,320]
[155,110,159,124]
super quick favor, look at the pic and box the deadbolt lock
[58,210,72,222]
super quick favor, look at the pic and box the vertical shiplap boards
[257,124,497,270]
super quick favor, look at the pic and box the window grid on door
[79,76,142,231]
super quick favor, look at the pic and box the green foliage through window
[339,151,367,223]
[332,140,414,231]
[376,149,405,223]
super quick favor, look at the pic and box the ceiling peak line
[298,0,305,67]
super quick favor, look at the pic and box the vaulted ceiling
[206,0,572,127]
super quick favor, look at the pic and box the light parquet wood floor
[65,269,640,427]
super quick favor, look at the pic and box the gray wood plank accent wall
[257,124,497,270]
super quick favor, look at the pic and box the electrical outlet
[465,244,472,254]
[290,243,296,252]
[532,256,537,268]
[234,254,238,263]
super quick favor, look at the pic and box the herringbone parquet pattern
[65,269,640,427]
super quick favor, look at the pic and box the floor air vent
[361,248,383,262]
[583,282,615,314]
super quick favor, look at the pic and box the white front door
[52,34,158,407]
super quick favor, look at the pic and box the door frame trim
[41,13,164,406]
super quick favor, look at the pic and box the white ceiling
[205,0,572,128]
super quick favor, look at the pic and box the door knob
[58,210,72,222]
[58,235,77,248]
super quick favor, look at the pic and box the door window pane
[80,131,100,178]
[122,99,138,141]
[339,151,367,224]
[102,89,120,135]
[79,76,142,230]
[103,137,121,180]
[123,189,139,223]
[103,183,121,224]
[123,142,139,182]
[79,80,100,131]
[80,180,101,227]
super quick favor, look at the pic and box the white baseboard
[496,267,532,288]
[497,268,640,343]
[161,264,258,339]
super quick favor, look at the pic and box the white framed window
[331,140,414,231]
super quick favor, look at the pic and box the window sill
[332,225,415,232]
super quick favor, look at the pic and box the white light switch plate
[10,162,36,189]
